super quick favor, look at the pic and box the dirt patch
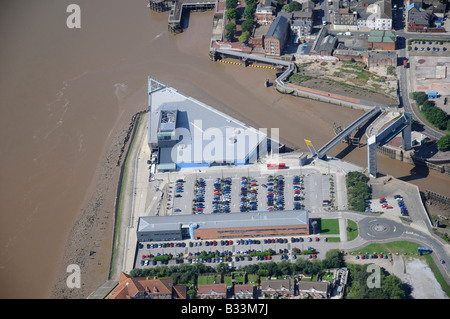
[402,257,448,299]
[345,255,448,299]
[290,60,398,105]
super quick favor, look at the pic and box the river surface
[0,0,448,298]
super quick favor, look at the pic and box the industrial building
[136,210,310,242]
[147,77,268,171]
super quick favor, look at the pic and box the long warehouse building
[137,211,310,242]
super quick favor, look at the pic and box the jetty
[148,0,216,33]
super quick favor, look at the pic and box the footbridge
[367,112,412,177]
[315,107,382,159]
[305,110,412,177]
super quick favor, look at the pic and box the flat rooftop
[137,210,309,233]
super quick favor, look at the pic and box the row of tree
[346,171,371,212]
[130,249,346,286]
[412,91,450,131]
[224,0,259,42]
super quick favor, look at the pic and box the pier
[148,0,216,33]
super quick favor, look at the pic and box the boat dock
[148,0,217,33]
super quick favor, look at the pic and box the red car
[315,237,319,241]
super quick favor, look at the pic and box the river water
[0,0,448,298]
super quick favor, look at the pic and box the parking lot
[367,178,429,225]
[410,40,450,55]
[135,235,334,269]
[166,168,334,215]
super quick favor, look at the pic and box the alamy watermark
[168,120,280,167]
[66,4,81,29]
[366,263,381,289]
[66,264,81,289]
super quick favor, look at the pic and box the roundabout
[359,217,405,240]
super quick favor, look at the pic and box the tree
[421,100,434,112]
[226,8,240,22]
[243,3,257,19]
[437,135,450,151]
[216,262,230,275]
[424,106,448,130]
[281,1,302,12]
[226,0,238,9]
[238,31,250,43]
[411,91,428,106]
[288,1,302,11]
[241,19,254,33]
[225,22,236,40]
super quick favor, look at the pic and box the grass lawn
[350,241,421,256]
[320,218,340,235]
[347,219,359,241]
[223,275,233,286]
[197,275,221,285]
[247,274,258,284]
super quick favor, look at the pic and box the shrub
[437,135,450,151]
[411,91,428,105]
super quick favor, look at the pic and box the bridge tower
[367,112,412,177]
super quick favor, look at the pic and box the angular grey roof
[312,27,337,54]
[266,15,289,40]
[148,78,266,166]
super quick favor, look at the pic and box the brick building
[137,210,310,242]
[108,273,187,299]
[297,281,330,299]
[255,0,276,25]
[234,284,256,299]
[264,15,290,56]
[260,279,295,298]
[364,50,397,69]
[367,30,396,50]
[197,284,228,299]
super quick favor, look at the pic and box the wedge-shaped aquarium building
[147,77,269,171]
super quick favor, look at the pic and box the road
[397,38,446,140]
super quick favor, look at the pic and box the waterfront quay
[148,0,218,33]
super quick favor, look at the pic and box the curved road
[336,212,450,286]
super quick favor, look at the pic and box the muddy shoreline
[50,104,147,299]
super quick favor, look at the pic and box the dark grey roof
[312,27,337,54]
[408,10,431,26]
[380,0,392,19]
[266,15,289,40]
[333,12,357,25]
[292,10,313,19]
